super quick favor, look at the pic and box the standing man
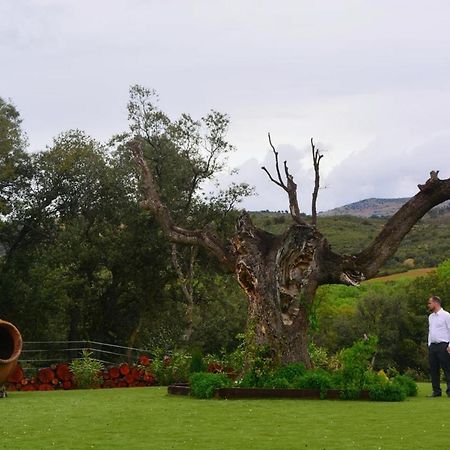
[427,295,450,397]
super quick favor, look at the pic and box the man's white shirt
[428,308,450,346]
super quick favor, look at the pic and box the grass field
[364,267,436,284]
[1,383,448,449]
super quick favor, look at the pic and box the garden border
[167,384,370,400]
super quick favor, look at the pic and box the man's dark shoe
[427,392,442,397]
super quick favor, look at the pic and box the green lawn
[1,383,448,449]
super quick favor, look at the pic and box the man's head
[427,295,442,313]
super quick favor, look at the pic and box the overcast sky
[2,0,450,212]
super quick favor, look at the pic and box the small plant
[69,350,104,389]
[272,363,306,384]
[294,369,334,398]
[368,382,407,402]
[150,349,192,385]
[392,374,418,397]
[339,383,361,400]
[237,369,273,388]
[190,350,206,374]
[189,372,232,399]
[265,377,291,389]
[232,325,275,387]
[340,336,378,389]
[308,342,329,369]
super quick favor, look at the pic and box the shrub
[270,377,291,389]
[236,371,258,388]
[190,350,206,374]
[151,349,192,385]
[261,376,291,389]
[437,258,450,280]
[238,369,273,388]
[294,369,334,398]
[69,350,104,389]
[368,382,407,402]
[362,370,388,389]
[272,363,306,384]
[309,343,329,369]
[340,336,378,389]
[189,372,232,399]
[339,383,361,400]
[392,374,418,397]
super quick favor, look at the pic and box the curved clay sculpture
[0,319,23,391]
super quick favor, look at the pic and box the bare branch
[128,139,235,270]
[262,134,307,226]
[268,133,286,188]
[261,166,284,189]
[310,138,323,226]
[354,171,450,278]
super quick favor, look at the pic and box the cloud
[319,133,450,211]
[221,130,450,213]
[2,0,450,205]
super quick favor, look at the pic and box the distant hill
[320,198,450,218]
[251,205,450,276]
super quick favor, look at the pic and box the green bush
[272,363,306,384]
[392,374,418,397]
[262,377,291,389]
[190,350,206,374]
[437,258,450,280]
[368,383,407,402]
[309,343,329,369]
[362,370,387,389]
[236,371,257,388]
[339,383,361,400]
[151,349,192,385]
[238,369,273,388]
[69,350,104,389]
[340,336,378,389]
[189,372,232,399]
[294,369,334,398]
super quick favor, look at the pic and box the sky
[1,0,450,212]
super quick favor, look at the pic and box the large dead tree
[130,138,450,367]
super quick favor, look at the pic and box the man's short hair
[430,295,442,305]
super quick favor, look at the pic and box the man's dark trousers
[429,342,450,395]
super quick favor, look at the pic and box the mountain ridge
[320,197,450,218]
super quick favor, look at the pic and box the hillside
[320,197,450,218]
[251,208,450,275]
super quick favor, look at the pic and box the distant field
[1,384,449,449]
[251,210,450,273]
[365,268,436,284]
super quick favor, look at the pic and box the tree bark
[233,212,348,367]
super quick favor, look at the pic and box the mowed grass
[1,383,448,449]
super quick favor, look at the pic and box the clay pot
[0,319,23,386]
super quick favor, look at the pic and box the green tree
[116,85,252,345]
[0,97,30,216]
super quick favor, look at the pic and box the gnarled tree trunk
[233,212,360,366]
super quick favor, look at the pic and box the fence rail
[19,340,150,373]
